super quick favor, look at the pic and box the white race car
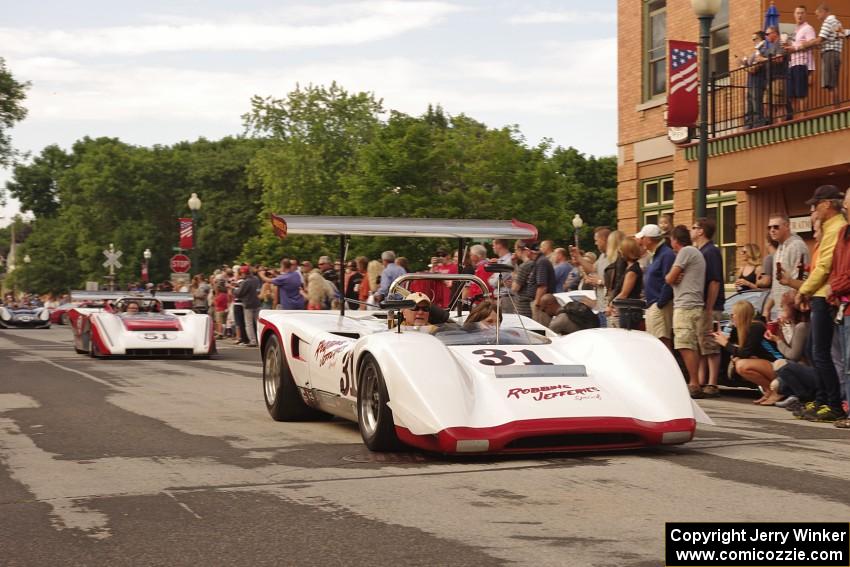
[68,292,216,358]
[258,216,709,454]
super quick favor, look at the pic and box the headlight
[40,309,50,321]
[0,308,9,321]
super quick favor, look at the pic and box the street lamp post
[23,254,31,294]
[187,193,202,275]
[691,0,721,220]
[572,214,584,250]
[143,248,151,284]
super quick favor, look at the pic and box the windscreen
[433,324,551,346]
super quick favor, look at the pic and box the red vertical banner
[141,262,149,282]
[667,40,699,127]
[179,218,194,249]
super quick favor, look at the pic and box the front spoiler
[0,320,50,329]
[395,416,696,454]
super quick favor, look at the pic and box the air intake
[504,432,642,450]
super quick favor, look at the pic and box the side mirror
[484,263,513,273]
[380,300,416,310]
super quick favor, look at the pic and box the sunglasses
[691,225,702,230]
[767,224,781,230]
[410,305,430,312]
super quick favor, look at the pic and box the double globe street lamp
[691,0,722,219]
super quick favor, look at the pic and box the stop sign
[170,254,191,273]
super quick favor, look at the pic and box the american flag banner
[667,40,699,127]
[179,217,194,249]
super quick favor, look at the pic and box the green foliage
[4,145,69,218]
[8,82,616,294]
[0,58,29,170]
[7,137,262,292]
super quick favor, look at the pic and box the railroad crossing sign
[102,243,123,271]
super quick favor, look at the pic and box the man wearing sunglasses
[401,292,433,327]
[765,213,809,319]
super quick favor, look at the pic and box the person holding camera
[713,301,783,405]
[259,259,306,310]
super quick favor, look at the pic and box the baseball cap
[405,292,431,306]
[635,223,663,239]
[318,256,331,265]
[523,241,541,252]
[805,184,844,205]
[239,265,250,274]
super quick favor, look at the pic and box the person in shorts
[213,284,229,339]
[665,225,707,398]
[636,223,675,350]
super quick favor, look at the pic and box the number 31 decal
[472,349,552,366]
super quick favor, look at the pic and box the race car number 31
[472,349,552,366]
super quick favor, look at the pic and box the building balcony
[685,36,849,162]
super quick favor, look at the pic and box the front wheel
[263,334,328,421]
[357,354,401,451]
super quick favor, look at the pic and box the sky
[0,0,617,226]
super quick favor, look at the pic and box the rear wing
[269,214,538,317]
[270,215,537,240]
[70,291,193,302]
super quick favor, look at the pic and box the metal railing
[709,36,849,137]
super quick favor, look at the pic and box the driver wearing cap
[401,292,432,327]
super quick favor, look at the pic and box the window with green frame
[644,0,667,100]
[704,190,737,283]
[640,176,674,226]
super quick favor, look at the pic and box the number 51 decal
[472,349,553,366]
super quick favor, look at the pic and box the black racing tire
[357,354,401,451]
[262,334,328,421]
[89,332,101,359]
[89,341,99,358]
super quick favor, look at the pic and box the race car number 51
[472,349,552,366]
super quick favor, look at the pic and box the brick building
[618,0,850,281]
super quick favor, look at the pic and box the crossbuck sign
[103,243,123,272]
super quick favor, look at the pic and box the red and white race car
[257,216,710,455]
[68,292,215,358]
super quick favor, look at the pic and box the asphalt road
[1,325,849,566]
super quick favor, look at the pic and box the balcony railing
[709,37,849,137]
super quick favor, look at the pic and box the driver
[125,301,141,314]
[401,292,432,327]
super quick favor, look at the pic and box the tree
[0,58,29,169]
[5,145,71,218]
[242,83,383,263]
[6,136,263,292]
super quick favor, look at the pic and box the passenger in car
[463,299,501,330]
[125,301,141,314]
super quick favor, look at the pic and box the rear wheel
[263,334,328,421]
[357,354,401,451]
